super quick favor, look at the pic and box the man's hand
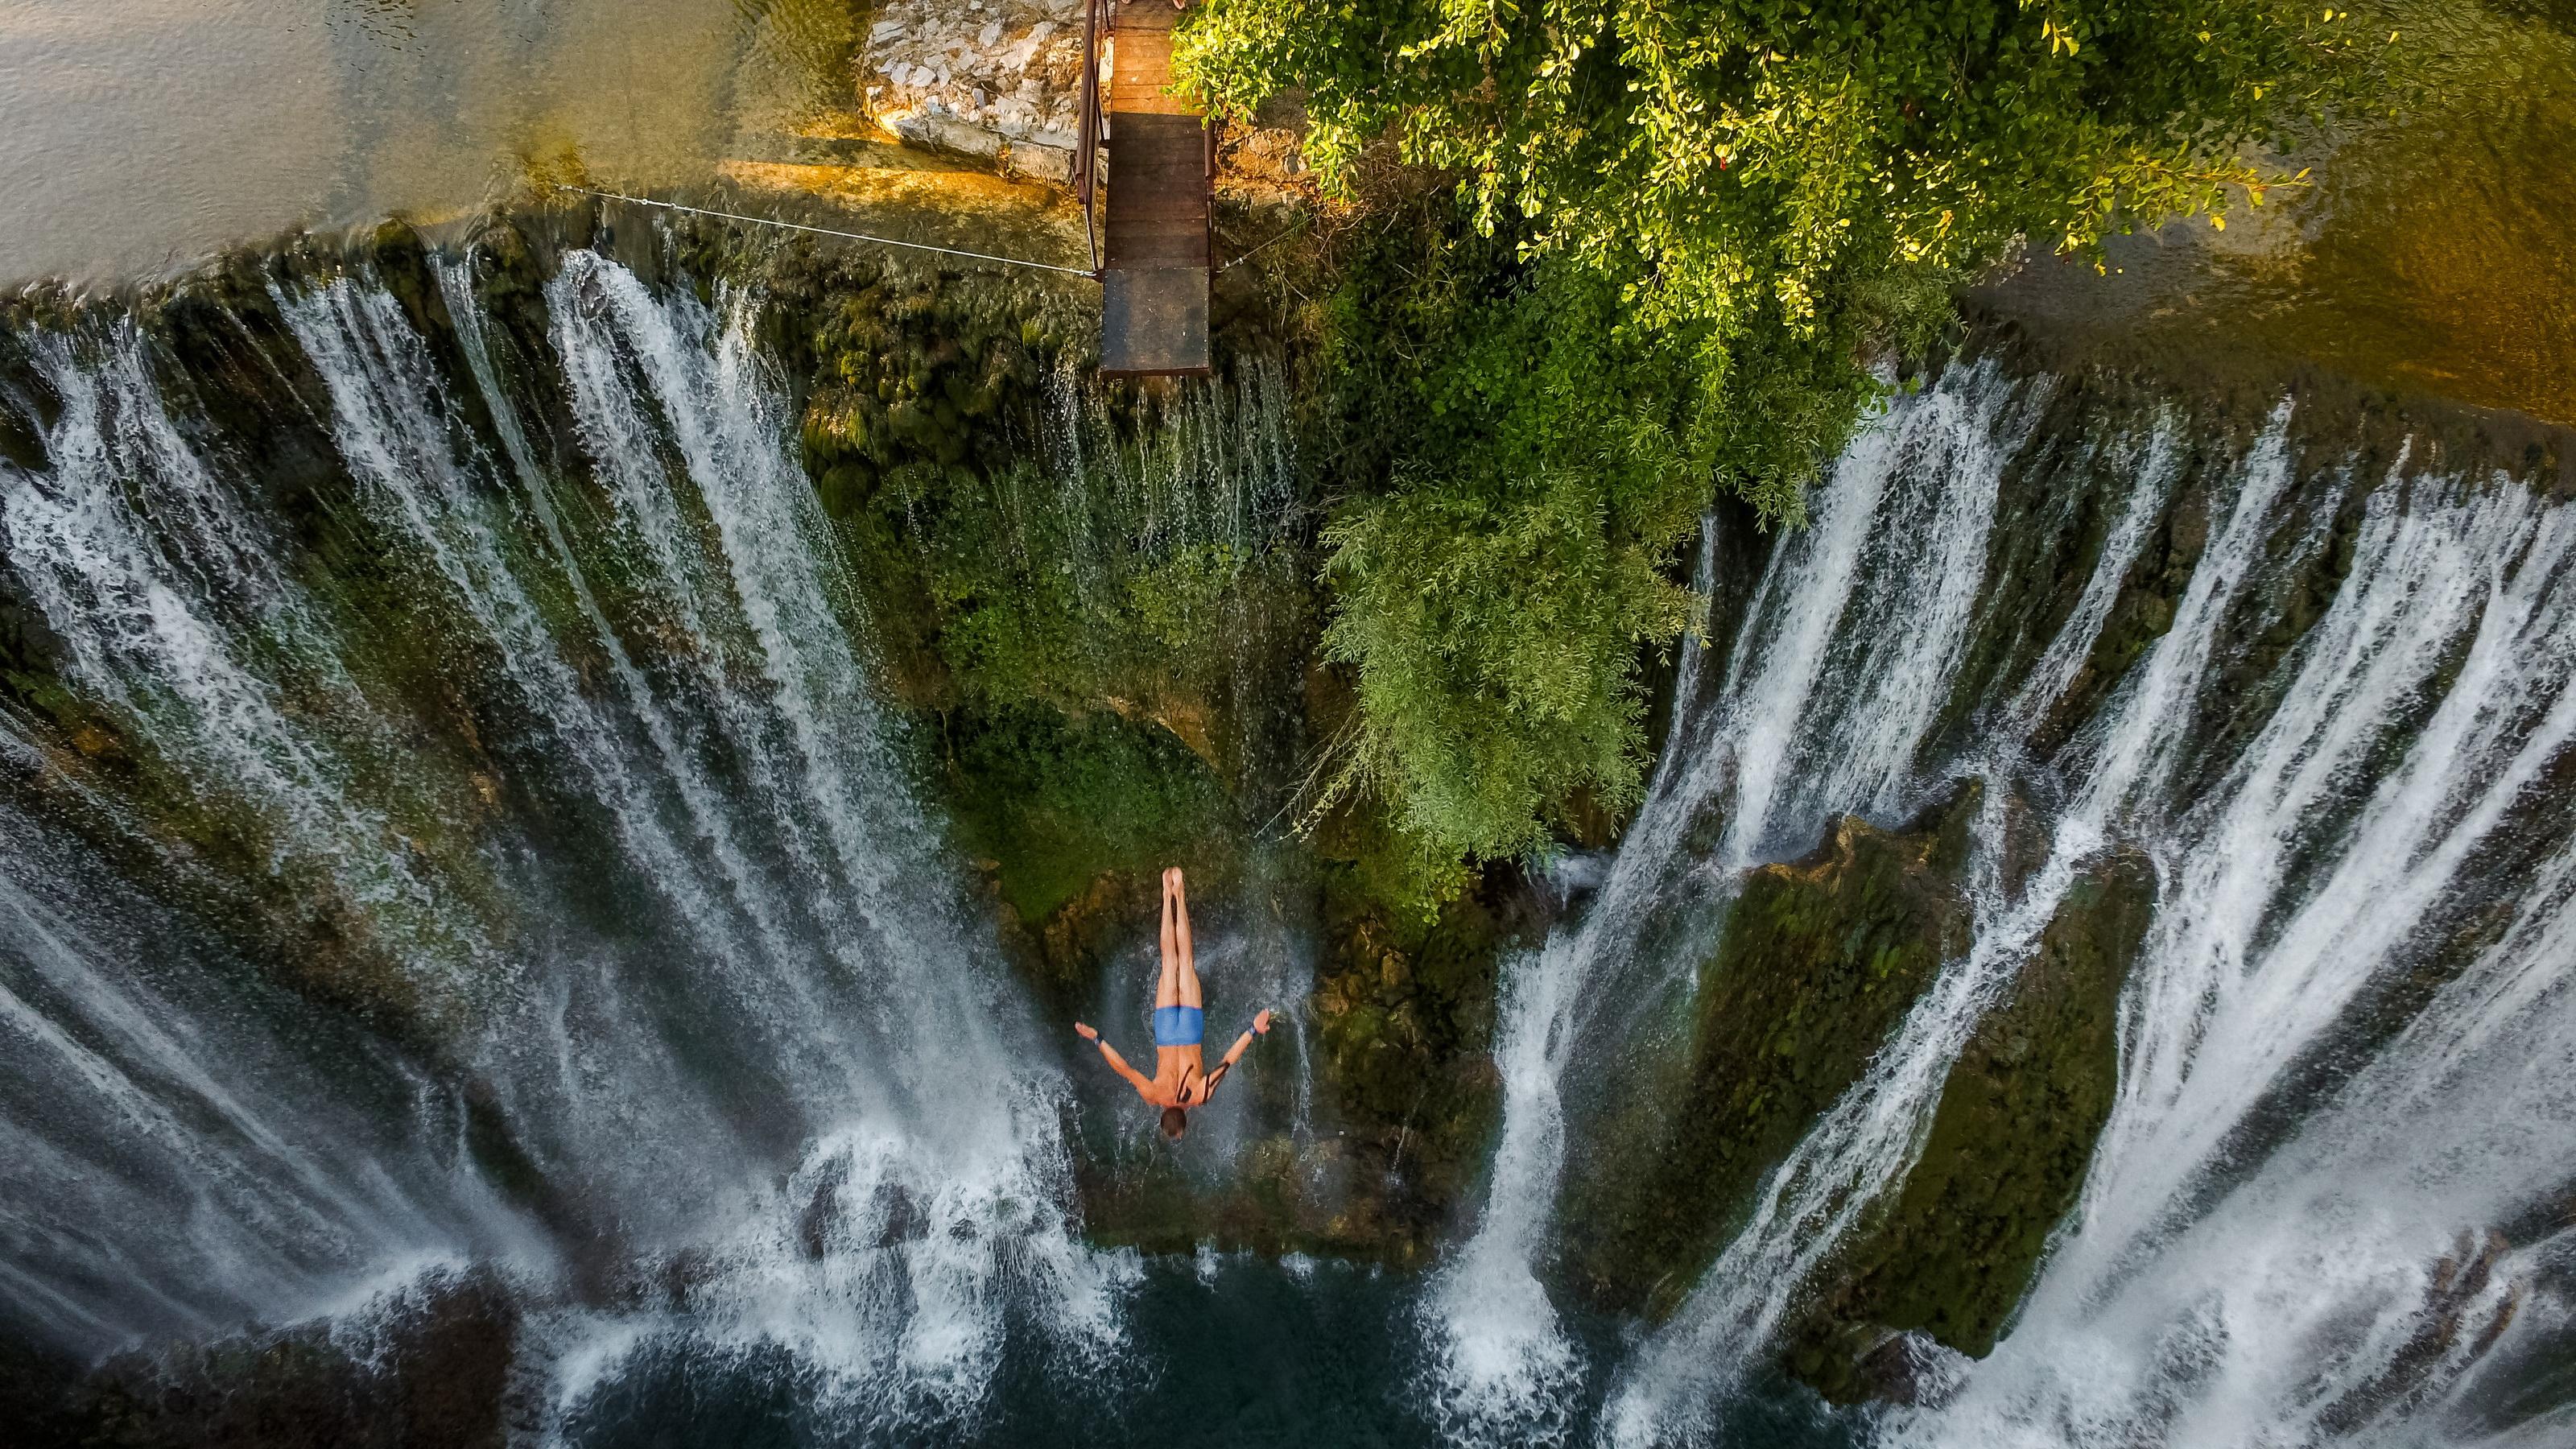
[1074,1022,1099,1042]
[1253,1009,1274,1034]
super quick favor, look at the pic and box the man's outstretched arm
[1202,1009,1274,1097]
[1074,1022,1154,1097]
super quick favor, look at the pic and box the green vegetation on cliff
[1313,255,1707,877]
[774,247,1302,934]
[1554,778,2158,1402]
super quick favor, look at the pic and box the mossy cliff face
[943,708,1243,1015]
[1908,336,2560,787]
[1565,783,1985,1318]
[1302,872,1530,1257]
[687,212,1529,1258]
[1782,848,2157,1403]
[485,210,1506,1264]
[716,215,1323,959]
[1554,779,2153,1405]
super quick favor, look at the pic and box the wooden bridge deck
[1099,0,1211,377]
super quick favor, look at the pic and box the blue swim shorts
[1152,1005,1204,1046]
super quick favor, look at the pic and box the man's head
[1160,1105,1187,1139]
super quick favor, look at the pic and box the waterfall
[9,228,2573,1447]
[0,795,536,1348]
[1604,399,2311,1442]
[1885,475,2576,1447]
[1432,353,2576,1446]
[0,250,1128,1430]
[1422,362,2063,1441]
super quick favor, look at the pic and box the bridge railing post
[1075,0,1106,276]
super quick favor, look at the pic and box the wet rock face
[1566,784,1986,1319]
[1552,778,2157,1406]
[1784,848,2157,1402]
[1303,873,1534,1257]
[2,1273,518,1449]
[1067,867,1527,1265]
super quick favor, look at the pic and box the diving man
[1074,867,1272,1138]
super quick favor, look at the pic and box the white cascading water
[1604,398,2302,1443]
[0,793,539,1348]
[0,251,1130,1433]
[1432,353,2576,1447]
[1423,362,2064,1441]
[1885,473,2576,1447]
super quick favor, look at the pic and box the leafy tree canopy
[1184,0,2391,353]
[1318,262,1704,871]
[1181,0,2395,897]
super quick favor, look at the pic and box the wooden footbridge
[1075,0,1212,377]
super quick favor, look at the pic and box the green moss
[2029,466,2217,754]
[1783,848,2157,1402]
[1308,869,1527,1246]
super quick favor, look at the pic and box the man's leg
[1172,868,1202,1009]
[1157,869,1183,1010]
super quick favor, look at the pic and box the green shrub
[1301,245,1715,889]
[1323,448,1700,864]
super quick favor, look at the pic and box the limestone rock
[864,0,1096,171]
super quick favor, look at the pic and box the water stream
[2,250,1127,1432]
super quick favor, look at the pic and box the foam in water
[0,799,534,1347]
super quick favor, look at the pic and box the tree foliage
[1185,0,2391,886]
[1298,238,1710,901]
[1183,0,2389,339]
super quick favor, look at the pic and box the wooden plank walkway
[1099,0,1211,377]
